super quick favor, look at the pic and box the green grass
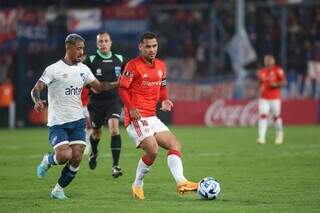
[0,126,319,213]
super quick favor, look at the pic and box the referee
[83,32,125,178]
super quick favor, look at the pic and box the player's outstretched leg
[37,152,57,179]
[132,155,153,200]
[111,135,122,178]
[166,150,198,194]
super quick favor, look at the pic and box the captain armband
[161,78,167,87]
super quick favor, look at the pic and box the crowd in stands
[148,1,320,98]
[0,0,319,98]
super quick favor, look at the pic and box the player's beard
[145,54,155,63]
[73,55,82,64]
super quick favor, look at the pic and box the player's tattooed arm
[101,81,119,90]
[31,80,47,112]
[89,79,119,92]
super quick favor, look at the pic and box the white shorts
[258,98,281,117]
[126,116,170,148]
[82,106,90,118]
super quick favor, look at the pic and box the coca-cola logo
[204,100,259,126]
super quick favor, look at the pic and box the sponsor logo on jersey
[65,86,82,95]
[62,74,68,78]
[143,73,148,78]
[141,80,161,87]
[96,68,102,76]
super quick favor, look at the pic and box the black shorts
[88,100,122,129]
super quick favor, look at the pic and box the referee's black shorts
[88,99,122,129]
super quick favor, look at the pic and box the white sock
[167,154,187,184]
[274,117,283,133]
[258,118,268,141]
[53,183,63,192]
[85,128,91,145]
[133,158,151,186]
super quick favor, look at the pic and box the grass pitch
[0,126,319,213]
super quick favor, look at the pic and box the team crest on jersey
[114,66,121,77]
[80,73,85,82]
[96,68,102,76]
[158,70,163,78]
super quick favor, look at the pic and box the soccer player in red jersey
[257,54,287,144]
[118,32,198,199]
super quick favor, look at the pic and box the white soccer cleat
[257,138,266,145]
[51,190,68,200]
[275,132,284,144]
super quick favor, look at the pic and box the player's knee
[168,138,182,152]
[56,148,72,163]
[260,114,268,119]
[146,148,158,161]
[109,126,119,136]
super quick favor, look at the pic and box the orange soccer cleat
[132,184,145,200]
[177,180,198,194]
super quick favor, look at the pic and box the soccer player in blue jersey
[31,33,118,199]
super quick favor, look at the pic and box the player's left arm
[84,64,119,92]
[270,68,287,88]
[159,64,173,112]
[88,79,119,92]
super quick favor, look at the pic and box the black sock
[90,135,100,155]
[58,164,78,188]
[111,135,121,167]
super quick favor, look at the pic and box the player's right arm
[31,80,47,112]
[118,62,141,120]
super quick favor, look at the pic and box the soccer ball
[197,177,221,200]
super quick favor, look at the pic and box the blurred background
[0,0,319,128]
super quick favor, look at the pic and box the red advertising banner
[172,99,318,126]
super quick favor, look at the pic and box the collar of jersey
[97,50,112,59]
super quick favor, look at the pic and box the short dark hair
[65,33,85,45]
[139,32,157,43]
